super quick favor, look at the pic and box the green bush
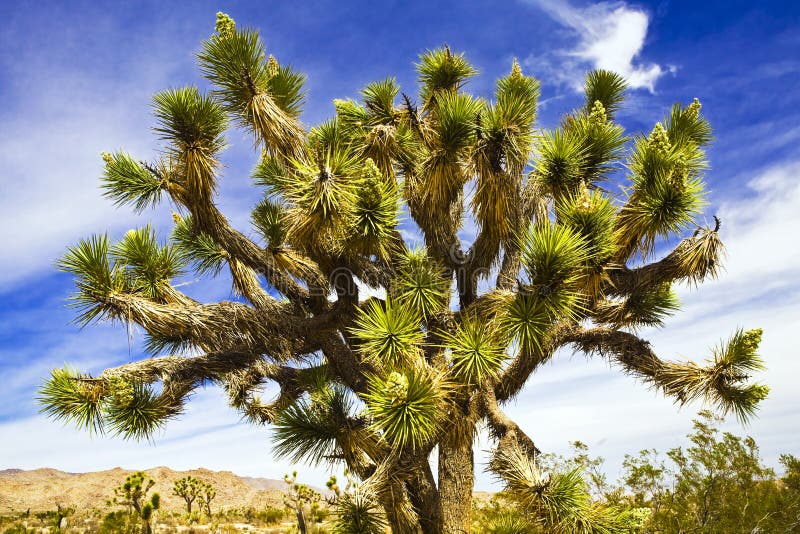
[98,510,138,534]
[261,506,286,524]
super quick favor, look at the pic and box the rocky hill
[0,467,287,514]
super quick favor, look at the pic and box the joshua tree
[198,480,217,516]
[283,471,322,534]
[109,472,160,534]
[172,476,202,514]
[39,12,768,533]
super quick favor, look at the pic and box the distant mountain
[0,467,286,514]
[238,476,287,491]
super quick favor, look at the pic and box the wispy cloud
[524,0,670,92]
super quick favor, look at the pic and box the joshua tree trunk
[407,463,442,534]
[439,425,475,534]
[296,509,307,534]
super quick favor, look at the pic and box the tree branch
[480,386,540,455]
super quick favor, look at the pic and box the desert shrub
[261,506,286,524]
[98,510,138,533]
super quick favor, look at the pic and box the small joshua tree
[110,472,160,534]
[284,471,321,534]
[198,480,217,516]
[327,473,388,534]
[40,11,769,533]
[173,476,202,514]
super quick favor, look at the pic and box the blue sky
[0,0,798,489]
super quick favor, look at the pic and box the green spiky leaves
[583,70,627,119]
[61,227,187,324]
[617,107,710,259]
[393,247,450,318]
[38,367,106,434]
[105,379,171,440]
[659,328,768,423]
[361,77,399,125]
[283,146,359,248]
[535,129,587,198]
[38,369,170,441]
[435,92,483,155]
[332,491,389,534]
[565,106,628,184]
[556,186,617,271]
[537,99,626,199]
[199,17,268,111]
[364,368,448,449]
[595,283,681,329]
[489,442,630,533]
[520,223,590,309]
[706,328,770,423]
[422,92,483,208]
[666,98,712,148]
[490,443,587,530]
[350,298,423,368]
[59,234,127,324]
[153,87,227,155]
[498,291,551,356]
[198,14,304,156]
[113,226,185,301]
[496,59,540,137]
[253,152,292,194]
[266,60,307,118]
[153,87,227,204]
[272,385,377,468]
[171,214,227,275]
[417,45,477,103]
[348,159,400,260]
[251,198,288,248]
[100,152,163,212]
[442,318,506,385]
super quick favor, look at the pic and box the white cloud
[525,0,669,92]
[0,55,181,293]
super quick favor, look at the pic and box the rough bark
[407,459,442,534]
[438,425,474,534]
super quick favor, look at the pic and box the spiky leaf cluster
[272,384,378,469]
[39,369,170,441]
[417,45,478,104]
[556,186,617,271]
[100,152,164,212]
[333,491,389,534]
[489,443,631,533]
[595,283,681,329]
[442,318,506,385]
[350,299,424,368]
[364,368,449,449]
[616,102,711,257]
[348,159,400,259]
[392,247,450,318]
[658,329,769,423]
[519,223,590,318]
[198,15,304,155]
